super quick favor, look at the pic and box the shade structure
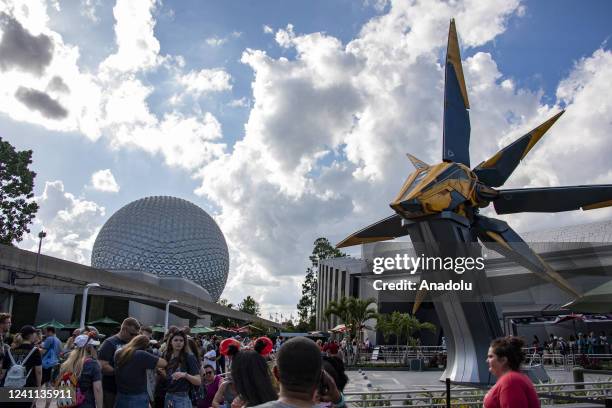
[61,321,81,329]
[564,281,612,313]
[190,325,215,334]
[87,317,121,326]
[553,313,585,325]
[151,324,166,333]
[330,324,348,333]
[36,319,65,329]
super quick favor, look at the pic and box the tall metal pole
[165,299,178,334]
[80,283,100,330]
[35,231,46,273]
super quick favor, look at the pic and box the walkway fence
[344,379,612,407]
[346,346,612,371]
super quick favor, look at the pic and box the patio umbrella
[36,319,65,330]
[87,317,121,326]
[151,324,166,333]
[331,324,348,333]
[564,281,612,313]
[190,325,215,334]
[61,321,81,330]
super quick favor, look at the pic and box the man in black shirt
[1,325,42,408]
[97,317,141,408]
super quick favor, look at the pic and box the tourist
[203,344,217,371]
[212,374,238,408]
[0,312,12,371]
[160,330,201,408]
[114,334,167,408]
[231,350,277,407]
[601,331,609,354]
[321,355,348,396]
[98,317,142,408]
[587,331,596,355]
[1,325,42,408]
[483,336,540,408]
[58,334,103,408]
[197,364,221,408]
[251,337,343,408]
[41,326,62,384]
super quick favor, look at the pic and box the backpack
[3,346,38,388]
[42,337,61,369]
[56,360,91,408]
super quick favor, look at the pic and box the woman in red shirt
[483,336,540,408]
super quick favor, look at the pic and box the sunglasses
[205,371,214,375]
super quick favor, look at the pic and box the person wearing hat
[59,334,102,408]
[0,325,43,407]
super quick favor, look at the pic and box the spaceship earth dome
[91,196,229,300]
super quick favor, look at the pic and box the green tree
[297,237,345,330]
[399,313,436,347]
[376,311,404,350]
[238,295,261,316]
[0,137,38,245]
[212,298,238,327]
[324,296,377,342]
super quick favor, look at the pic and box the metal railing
[344,380,612,407]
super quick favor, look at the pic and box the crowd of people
[531,332,610,356]
[0,313,349,408]
[3,310,611,408]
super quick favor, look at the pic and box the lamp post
[35,231,47,273]
[80,283,100,330]
[165,299,179,334]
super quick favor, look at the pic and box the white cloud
[177,68,232,96]
[206,36,227,47]
[100,0,160,73]
[80,0,100,23]
[263,25,273,34]
[228,97,249,108]
[275,24,295,48]
[90,169,120,193]
[20,181,105,265]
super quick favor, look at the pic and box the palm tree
[346,297,378,342]
[324,296,351,327]
[399,313,436,346]
[376,311,404,362]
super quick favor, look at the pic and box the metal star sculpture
[336,19,612,383]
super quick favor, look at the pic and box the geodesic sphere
[91,196,229,300]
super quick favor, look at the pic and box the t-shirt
[2,343,43,387]
[325,343,339,355]
[98,334,127,393]
[203,349,216,370]
[42,336,62,368]
[164,353,200,393]
[253,400,301,408]
[78,359,102,408]
[114,349,159,395]
[197,374,221,408]
[483,371,540,408]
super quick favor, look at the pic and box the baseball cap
[74,334,100,348]
[20,325,36,337]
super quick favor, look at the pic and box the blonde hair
[116,334,150,368]
[60,346,95,379]
[11,334,23,349]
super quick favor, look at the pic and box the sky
[1,0,611,320]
